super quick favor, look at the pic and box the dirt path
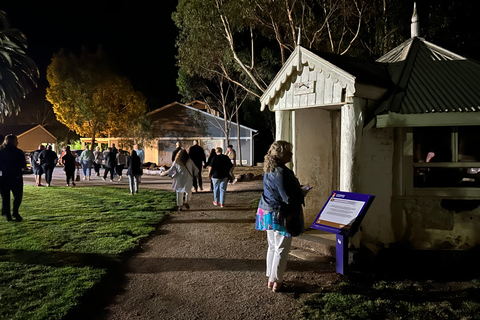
[88,183,337,320]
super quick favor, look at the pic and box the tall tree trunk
[224,112,230,147]
[236,111,242,166]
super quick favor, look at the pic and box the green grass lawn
[300,279,480,320]
[0,186,176,320]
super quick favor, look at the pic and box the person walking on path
[31,144,45,186]
[39,145,58,187]
[80,146,94,180]
[188,140,206,192]
[171,141,182,163]
[134,144,145,183]
[161,149,198,211]
[127,150,143,195]
[204,148,216,192]
[208,147,232,208]
[116,149,128,181]
[102,147,116,182]
[93,146,104,177]
[133,144,145,168]
[0,135,26,222]
[226,144,237,181]
[61,146,77,187]
[255,140,310,293]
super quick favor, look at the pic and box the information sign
[310,191,375,274]
[311,191,375,236]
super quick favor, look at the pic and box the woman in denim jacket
[255,140,310,292]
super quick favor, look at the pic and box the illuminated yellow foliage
[46,49,148,145]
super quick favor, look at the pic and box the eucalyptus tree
[0,11,39,121]
[174,0,381,100]
[174,0,392,141]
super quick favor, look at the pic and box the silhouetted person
[172,141,182,163]
[0,134,27,221]
[103,147,115,181]
[39,145,58,187]
[62,146,76,187]
[127,150,143,195]
[188,140,206,192]
[32,144,45,186]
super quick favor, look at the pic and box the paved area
[22,167,263,193]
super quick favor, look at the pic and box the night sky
[1,0,180,119]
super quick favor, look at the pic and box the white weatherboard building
[145,102,257,166]
[81,101,257,167]
[260,7,480,253]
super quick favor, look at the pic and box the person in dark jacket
[127,150,143,195]
[102,147,116,182]
[61,146,76,187]
[255,140,310,292]
[39,145,58,187]
[0,134,27,221]
[171,141,182,163]
[32,144,45,186]
[188,140,206,192]
[207,147,233,208]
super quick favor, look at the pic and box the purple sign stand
[310,191,375,275]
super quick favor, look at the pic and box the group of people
[166,139,311,293]
[162,141,236,211]
[78,143,144,184]
[31,144,59,187]
[31,143,145,196]
[59,144,145,195]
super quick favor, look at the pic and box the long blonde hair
[175,149,189,166]
[263,140,292,173]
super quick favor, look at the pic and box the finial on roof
[297,27,301,46]
[411,2,420,38]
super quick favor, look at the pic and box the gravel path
[85,182,337,320]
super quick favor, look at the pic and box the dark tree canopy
[0,10,39,121]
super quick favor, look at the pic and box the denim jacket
[258,165,304,212]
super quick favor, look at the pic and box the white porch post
[340,103,356,192]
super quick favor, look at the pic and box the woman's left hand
[301,185,312,196]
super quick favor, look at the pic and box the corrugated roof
[375,37,480,115]
[315,51,391,88]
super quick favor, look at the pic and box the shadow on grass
[0,247,128,320]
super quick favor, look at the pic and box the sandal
[268,281,274,289]
[272,282,282,293]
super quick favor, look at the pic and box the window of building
[409,126,480,192]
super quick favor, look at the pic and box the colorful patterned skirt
[255,207,290,237]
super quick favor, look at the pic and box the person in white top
[161,150,199,211]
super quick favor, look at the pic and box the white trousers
[266,230,292,283]
[128,175,140,194]
[176,191,191,206]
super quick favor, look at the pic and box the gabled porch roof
[260,46,390,112]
